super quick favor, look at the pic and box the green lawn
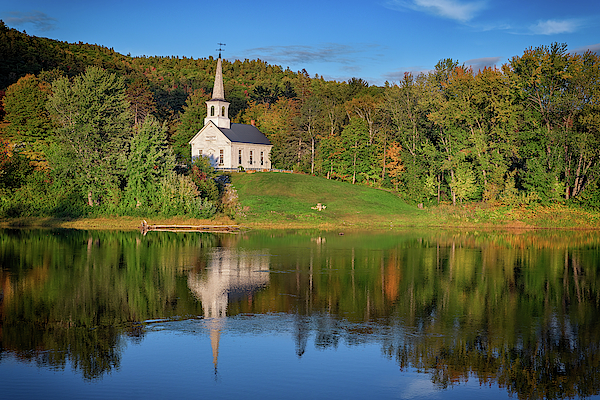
[231,172,425,228]
[230,172,600,230]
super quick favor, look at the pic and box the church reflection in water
[187,247,270,371]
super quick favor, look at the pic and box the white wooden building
[189,57,272,170]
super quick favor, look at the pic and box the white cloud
[385,0,487,22]
[529,19,582,35]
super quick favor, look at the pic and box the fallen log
[140,220,240,235]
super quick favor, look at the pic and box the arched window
[221,106,225,116]
[210,106,215,116]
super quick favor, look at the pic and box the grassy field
[231,172,600,230]
[231,172,428,229]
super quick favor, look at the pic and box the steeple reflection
[187,247,271,372]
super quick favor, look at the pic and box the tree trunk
[381,133,387,181]
[311,136,315,175]
[437,174,441,205]
[450,169,456,206]
[352,141,358,184]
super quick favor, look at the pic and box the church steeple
[205,51,230,129]
[211,57,226,101]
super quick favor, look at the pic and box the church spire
[211,57,225,101]
[204,45,230,129]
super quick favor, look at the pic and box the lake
[1,228,599,399]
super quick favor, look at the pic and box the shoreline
[2,208,600,232]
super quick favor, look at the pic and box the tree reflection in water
[0,228,599,398]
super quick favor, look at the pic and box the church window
[221,106,225,116]
[260,152,264,166]
[238,149,242,165]
[219,149,224,165]
[249,151,253,165]
[199,150,203,156]
[211,106,215,116]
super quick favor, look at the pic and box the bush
[0,170,86,218]
[157,172,216,218]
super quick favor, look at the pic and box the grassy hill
[231,172,427,229]
[231,172,600,230]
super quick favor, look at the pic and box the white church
[189,56,273,170]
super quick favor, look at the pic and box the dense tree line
[1,21,599,218]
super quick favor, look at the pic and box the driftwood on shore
[140,220,240,235]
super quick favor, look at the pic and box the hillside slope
[231,172,425,228]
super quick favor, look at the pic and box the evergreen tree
[126,77,157,128]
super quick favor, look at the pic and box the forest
[1,20,599,219]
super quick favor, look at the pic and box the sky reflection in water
[1,229,599,399]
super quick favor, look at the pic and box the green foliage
[123,115,175,213]
[321,117,376,184]
[0,141,34,191]
[189,155,219,202]
[156,172,216,218]
[2,22,600,211]
[47,66,132,207]
[449,164,478,203]
[126,77,157,127]
[0,168,86,218]
[172,89,209,164]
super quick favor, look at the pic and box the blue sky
[2,0,599,85]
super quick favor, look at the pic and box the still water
[1,228,599,399]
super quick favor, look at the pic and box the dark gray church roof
[219,123,272,145]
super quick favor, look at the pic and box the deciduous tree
[47,66,131,207]
[3,74,53,144]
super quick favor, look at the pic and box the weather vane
[217,43,226,58]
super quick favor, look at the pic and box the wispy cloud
[382,66,432,82]
[242,43,379,68]
[465,56,501,71]
[570,43,600,54]
[3,10,57,31]
[385,0,487,22]
[529,19,583,35]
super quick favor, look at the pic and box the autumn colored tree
[385,142,404,191]
[241,97,301,170]
[3,74,53,143]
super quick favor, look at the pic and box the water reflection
[187,247,270,372]
[0,228,599,399]
[187,247,270,318]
